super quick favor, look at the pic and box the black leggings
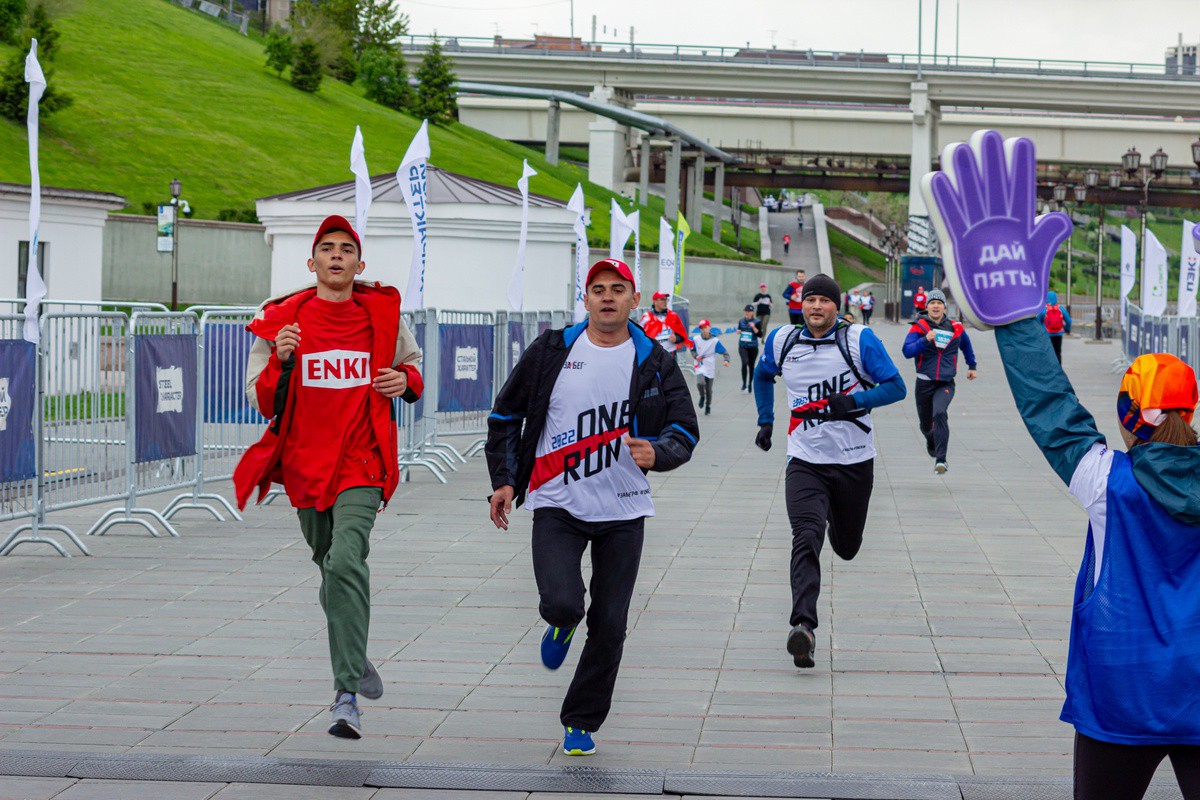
[1051,334,1063,363]
[531,509,645,732]
[915,379,955,462]
[739,346,758,386]
[784,457,874,629]
[1075,731,1200,799]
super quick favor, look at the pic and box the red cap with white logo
[585,258,636,288]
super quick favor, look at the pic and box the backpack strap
[835,323,876,390]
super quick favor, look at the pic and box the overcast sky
[403,0,1195,66]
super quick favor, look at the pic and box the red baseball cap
[312,214,362,256]
[651,291,670,301]
[698,318,711,327]
[585,258,636,288]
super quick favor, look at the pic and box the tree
[0,44,71,121]
[359,46,412,111]
[0,0,24,44]
[264,25,294,76]
[329,40,358,83]
[413,35,457,125]
[358,0,408,54]
[290,38,323,93]
[24,2,55,59]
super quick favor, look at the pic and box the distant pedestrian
[737,305,760,392]
[912,286,928,318]
[782,269,807,325]
[485,258,699,758]
[691,319,730,415]
[798,208,805,230]
[848,289,862,316]
[234,215,425,740]
[902,289,976,474]
[1038,291,1072,364]
[752,274,906,669]
[860,292,875,326]
[752,283,772,340]
[782,233,791,255]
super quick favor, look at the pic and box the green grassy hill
[0,0,755,260]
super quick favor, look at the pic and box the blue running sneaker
[563,726,595,755]
[540,624,576,670]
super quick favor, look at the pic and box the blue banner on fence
[203,323,259,423]
[1126,307,1141,360]
[438,324,494,413]
[0,339,36,483]
[412,322,426,422]
[135,334,197,462]
[508,320,525,372]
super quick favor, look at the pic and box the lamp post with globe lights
[1123,147,1168,307]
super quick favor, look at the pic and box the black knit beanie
[801,274,842,310]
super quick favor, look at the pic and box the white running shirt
[525,335,655,521]
[692,336,727,379]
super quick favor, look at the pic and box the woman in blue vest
[995,317,1200,799]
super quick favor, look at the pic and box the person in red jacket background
[781,269,807,324]
[234,215,423,741]
[639,291,692,353]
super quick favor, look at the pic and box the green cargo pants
[297,486,381,694]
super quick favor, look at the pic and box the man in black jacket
[486,257,699,757]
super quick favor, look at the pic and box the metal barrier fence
[1,303,571,556]
[1121,302,1200,376]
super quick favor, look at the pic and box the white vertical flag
[1142,228,1168,317]
[1120,225,1137,322]
[1179,221,1199,318]
[350,125,372,236]
[626,209,641,289]
[507,160,537,312]
[568,184,589,323]
[399,120,431,310]
[610,199,633,261]
[23,40,47,344]
[657,217,676,309]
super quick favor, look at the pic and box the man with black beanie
[752,273,906,668]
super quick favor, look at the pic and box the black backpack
[776,321,875,431]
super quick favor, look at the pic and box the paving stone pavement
[0,322,1187,798]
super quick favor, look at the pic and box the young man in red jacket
[781,269,806,324]
[233,215,423,740]
[639,291,692,353]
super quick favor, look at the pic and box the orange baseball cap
[1117,353,1198,441]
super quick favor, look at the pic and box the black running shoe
[786,624,816,669]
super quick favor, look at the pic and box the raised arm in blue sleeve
[1063,307,1073,334]
[961,331,977,370]
[753,327,783,425]
[995,318,1104,484]
[852,327,907,411]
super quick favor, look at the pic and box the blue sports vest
[1061,451,1200,745]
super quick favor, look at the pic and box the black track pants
[915,379,956,462]
[784,457,874,629]
[531,508,645,732]
[1074,731,1200,800]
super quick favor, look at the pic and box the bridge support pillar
[689,152,706,233]
[711,162,726,245]
[664,136,682,222]
[638,135,651,205]
[588,85,633,192]
[907,81,940,254]
[546,99,561,166]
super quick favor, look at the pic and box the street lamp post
[169,177,182,311]
[1053,183,1071,313]
[1124,147,1168,308]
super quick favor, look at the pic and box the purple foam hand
[1193,221,1200,247]
[921,130,1072,329]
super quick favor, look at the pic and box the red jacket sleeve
[398,362,424,403]
[669,313,693,348]
[254,350,285,419]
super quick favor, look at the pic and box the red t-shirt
[281,296,385,509]
[914,292,928,310]
[787,281,804,310]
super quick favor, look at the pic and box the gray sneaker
[360,658,383,700]
[328,691,362,739]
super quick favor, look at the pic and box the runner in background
[639,291,691,357]
[737,305,760,392]
[782,269,807,325]
[782,233,791,255]
[1038,291,1072,365]
[691,319,730,415]
[912,286,928,318]
[860,291,875,326]
[752,283,773,340]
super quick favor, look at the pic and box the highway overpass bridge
[402,36,1200,250]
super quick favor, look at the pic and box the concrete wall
[103,215,272,306]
